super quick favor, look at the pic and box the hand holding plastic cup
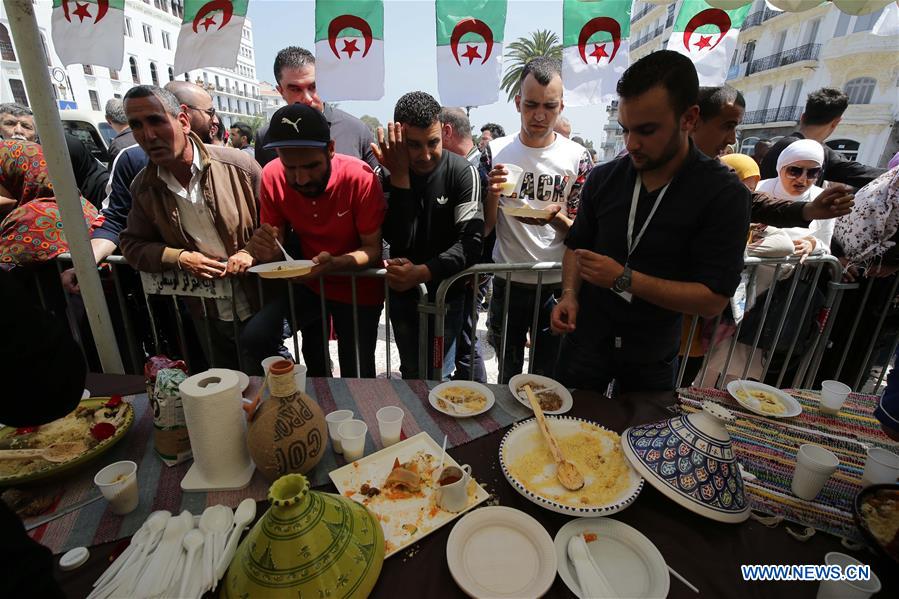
[820,380,851,415]
[94,460,139,515]
[791,444,839,501]
[376,406,404,448]
[325,410,353,454]
[816,552,881,599]
[861,447,899,487]
[498,164,523,196]
[338,419,368,462]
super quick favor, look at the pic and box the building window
[154,0,165,11]
[834,12,851,37]
[129,56,140,83]
[759,85,773,112]
[785,79,803,109]
[0,23,15,61]
[110,69,118,80]
[162,31,171,50]
[150,62,159,86]
[666,3,675,28]
[168,66,174,82]
[9,79,28,105]
[844,77,876,104]
[742,41,755,64]
[83,64,93,75]
[142,24,153,45]
[124,17,132,38]
[88,89,100,111]
[171,1,183,19]
[826,139,860,161]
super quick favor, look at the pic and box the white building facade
[1,0,262,129]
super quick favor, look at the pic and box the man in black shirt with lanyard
[552,51,750,393]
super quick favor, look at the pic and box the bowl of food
[854,483,899,564]
[249,260,315,279]
[726,380,801,418]
[0,397,134,486]
[500,416,643,516]
[428,381,495,418]
[509,374,573,415]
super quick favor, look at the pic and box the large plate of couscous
[0,397,133,486]
[500,416,643,516]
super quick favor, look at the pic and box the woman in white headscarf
[756,138,832,258]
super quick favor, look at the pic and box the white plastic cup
[820,380,851,415]
[499,164,524,196]
[338,420,368,462]
[376,406,404,448]
[816,552,881,599]
[791,444,840,501]
[293,364,308,394]
[861,447,899,487]
[261,356,285,376]
[94,460,139,515]
[325,409,353,454]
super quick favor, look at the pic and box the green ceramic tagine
[224,474,385,599]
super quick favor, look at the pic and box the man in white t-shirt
[482,57,593,383]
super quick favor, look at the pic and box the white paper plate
[429,381,495,418]
[248,260,315,279]
[500,416,643,517]
[726,380,802,418]
[554,518,670,599]
[447,506,557,599]
[329,432,489,558]
[508,373,573,415]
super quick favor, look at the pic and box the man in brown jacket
[120,85,260,369]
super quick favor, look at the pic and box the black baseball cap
[264,103,331,150]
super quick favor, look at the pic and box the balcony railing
[741,105,803,126]
[744,7,782,29]
[631,4,655,23]
[631,25,665,50]
[747,43,821,76]
[727,62,748,80]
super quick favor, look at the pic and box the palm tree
[500,30,563,103]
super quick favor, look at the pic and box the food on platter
[1,487,60,517]
[506,421,631,508]
[436,386,487,415]
[515,381,563,412]
[735,388,785,414]
[0,399,128,478]
[383,458,422,495]
[859,488,899,561]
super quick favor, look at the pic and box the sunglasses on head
[785,165,822,180]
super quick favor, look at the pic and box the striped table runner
[27,378,532,555]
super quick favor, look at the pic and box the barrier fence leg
[201,298,215,367]
[527,273,543,375]
[111,264,142,374]
[351,275,361,378]
[385,279,391,378]
[498,272,512,385]
[171,296,192,373]
[834,279,872,382]
[874,331,899,394]
[759,266,803,382]
[854,274,899,391]
[677,315,700,388]
[742,264,783,381]
[287,282,300,362]
[469,273,478,382]
[143,291,161,356]
[775,263,823,389]
[231,279,243,373]
[801,279,847,389]
[696,314,722,387]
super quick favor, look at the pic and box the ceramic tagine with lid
[621,401,750,523]
[224,473,385,599]
[247,360,327,481]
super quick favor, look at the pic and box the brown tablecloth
[53,374,896,598]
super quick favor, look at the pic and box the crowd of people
[1,45,897,394]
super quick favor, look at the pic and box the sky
[247,0,610,144]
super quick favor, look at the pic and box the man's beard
[290,162,332,197]
[632,129,683,173]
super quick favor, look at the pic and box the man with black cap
[241,104,386,378]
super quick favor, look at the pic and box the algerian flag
[315,0,384,101]
[436,0,507,107]
[562,0,631,106]
[173,0,247,75]
[51,0,125,70]
[873,2,899,36]
[666,0,752,85]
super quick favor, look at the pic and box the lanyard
[626,174,670,265]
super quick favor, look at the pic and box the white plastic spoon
[178,529,204,599]
[138,510,192,596]
[214,498,257,584]
[206,505,234,590]
[198,506,217,591]
[92,510,169,599]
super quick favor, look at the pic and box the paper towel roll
[179,369,254,491]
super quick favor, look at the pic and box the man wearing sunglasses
[166,81,217,144]
[760,88,884,188]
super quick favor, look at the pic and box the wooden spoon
[0,441,87,463]
[523,384,584,491]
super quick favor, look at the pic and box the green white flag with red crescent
[315,0,384,101]
[666,0,751,85]
[51,0,125,69]
[173,0,248,75]
[436,0,507,107]
[562,0,631,106]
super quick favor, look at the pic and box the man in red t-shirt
[241,104,385,377]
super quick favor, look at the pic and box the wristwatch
[612,266,632,293]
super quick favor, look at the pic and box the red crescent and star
[577,17,621,65]
[342,39,360,59]
[449,18,494,66]
[328,14,374,60]
[461,45,481,64]
[73,2,91,22]
[62,0,108,24]
[682,8,732,53]
[191,0,234,34]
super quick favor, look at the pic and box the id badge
[613,289,633,303]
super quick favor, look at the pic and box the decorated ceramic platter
[329,432,490,557]
[508,373,574,415]
[554,517,670,599]
[499,416,643,517]
[854,483,899,564]
[428,381,495,418]
[446,506,557,599]
[726,380,802,418]
[0,397,134,486]
[249,260,315,279]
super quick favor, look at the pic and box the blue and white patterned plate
[499,416,643,517]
